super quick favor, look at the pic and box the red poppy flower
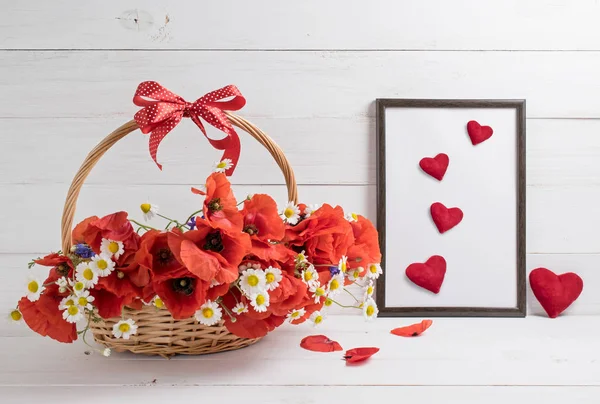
[134,230,187,281]
[90,288,130,319]
[152,272,210,319]
[73,211,140,254]
[33,253,74,278]
[197,173,244,232]
[284,204,355,267]
[221,291,285,339]
[241,194,286,242]
[268,273,309,316]
[347,214,381,270]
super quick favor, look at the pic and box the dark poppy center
[57,263,70,276]
[243,224,259,236]
[172,277,195,295]
[204,231,224,252]
[208,198,222,212]
[156,248,174,265]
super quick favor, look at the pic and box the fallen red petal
[344,347,379,363]
[300,335,343,352]
[391,319,433,337]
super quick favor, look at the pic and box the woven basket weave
[60,112,298,358]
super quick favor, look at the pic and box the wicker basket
[59,112,298,358]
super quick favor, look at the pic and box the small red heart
[419,153,449,181]
[405,255,446,294]
[529,268,583,318]
[430,202,463,233]
[467,120,493,145]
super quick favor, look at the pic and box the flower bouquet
[10,82,383,358]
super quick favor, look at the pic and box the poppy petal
[343,347,379,363]
[300,335,343,352]
[390,319,433,337]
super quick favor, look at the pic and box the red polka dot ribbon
[132,81,246,176]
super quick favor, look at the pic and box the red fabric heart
[529,268,583,318]
[343,347,379,363]
[405,255,446,294]
[430,202,463,233]
[419,153,449,181]
[467,120,493,145]
[300,335,343,352]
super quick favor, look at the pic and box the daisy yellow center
[202,308,214,318]
[284,208,295,218]
[217,161,227,169]
[67,305,79,316]
[10,310,21,321]
[140,203,151,214]
[266,273,275,284]
[369,264,378,274]
[65,299,75,306]
[303,271,313,282]
[315,287,325,297]
[154,298,164,308]
[367,285,374,295]
[324,298,333,307]
[353,270,360,279]
[255,294,266,306]
[366,305,375,316]
[27,281,39,293]
[341,262,347,273]
[291,311,301,318]
[330,279,340,291]
[314,315,323,324]
[298,253,305,261]
[78,297,88,306]
[108,242,119,254]
[97,260,108,270]
[351,213,358,221]
[74,282,85,291]
[247,274,259,287]
[83,268,94,280]
[119,323,131,333]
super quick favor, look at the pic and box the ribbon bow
[133,81,246,176]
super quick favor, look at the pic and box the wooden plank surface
[2,1,600,51]
[3,51,600,119]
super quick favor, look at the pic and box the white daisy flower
[100,238,125,259]
[363,297,378,321]
[55,276,69,294]
[102,348,111,357]
[347,267,363,282]
[152,295,165,309]
[75,262,99,289]
[59,295,78,310]
[303,203,322,218]
[338,255,349,274]
[366,263,383,280]
[309,283,327,303]
[90,254,115,277]
[194,300,222,326]
[140,202,159,221]
[75,290,95,311]
[112,319,138,340]
[8,309,22,323]
[309,311,325,327]
[301,265,319,288]
[62,304,84,323]
[295,250,309,266]
[233,302,248,315]
[323,297,334,308]
[68,279,87,296]
[346,212,359,222]
[213,158,234,173]
[25,276,44,302]
[249,291,270,313]
[281,202,301,225]
[239,268,267,296]
[286,308,305,324]
[264,266,283,291]
[327,272,345,297]
[363,280,375,299]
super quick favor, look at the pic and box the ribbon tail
[220,132,241,176]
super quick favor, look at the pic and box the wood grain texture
[4,51,600,119]
[3,0,600,50]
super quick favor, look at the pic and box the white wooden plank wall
[2,1,600,401]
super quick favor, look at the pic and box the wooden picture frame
[375,99,526,317]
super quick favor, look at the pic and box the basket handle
[60,112,298,253]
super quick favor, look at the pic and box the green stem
[157,214,189,230]
[218,301,236,322]
[343,287,361,303]
[329,298,362,309]
[183,209,204,227]
[129,219,156,231]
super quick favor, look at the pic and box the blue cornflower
[74,243,94,259]
[187,216,197,230]
[329,266,340,277]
